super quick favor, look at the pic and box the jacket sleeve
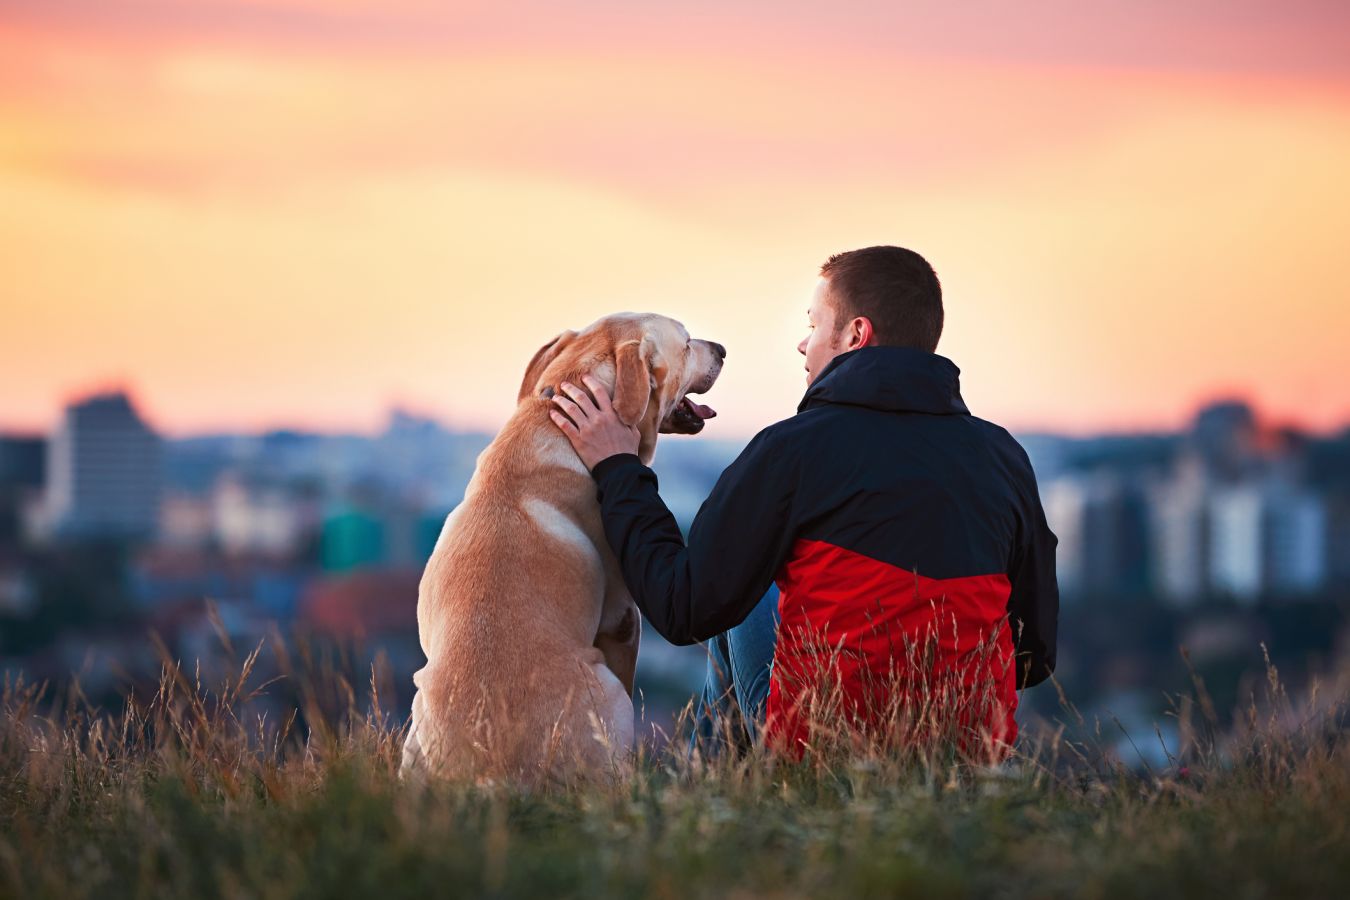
[1005,445,1060,689]
[589,431,798,645]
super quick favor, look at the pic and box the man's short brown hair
[820,246,943,352]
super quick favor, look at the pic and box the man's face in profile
[797,278,847,387]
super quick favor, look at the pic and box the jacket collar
[797,346,970,416]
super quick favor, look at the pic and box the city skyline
[3,1,1350,439]
[5,387,1345,609]
[4,382,1350,444]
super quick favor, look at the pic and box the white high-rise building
[1042,477,1087,598]
[1149,462,1209,607]
[1207,481,1328,603]
[44,391,163,539]
[1208,485,1264,604]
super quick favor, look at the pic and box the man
[548,246,1058,758]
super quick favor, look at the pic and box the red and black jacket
[591,345,1058,751]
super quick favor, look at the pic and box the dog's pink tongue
[688,399,716,419]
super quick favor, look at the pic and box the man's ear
[846,315,876,350]
[612,338,654,427]
[518,330,577,402]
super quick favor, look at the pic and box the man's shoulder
[741,407,839,450]
[735,417,801,457]
[965,415,1038,479]
[717,414,829,474]
[966,414,1021,445]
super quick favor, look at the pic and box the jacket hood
[797,346,970,416]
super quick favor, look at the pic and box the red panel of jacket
[765,538,1018,760]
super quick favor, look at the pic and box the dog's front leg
[594,597,641,698]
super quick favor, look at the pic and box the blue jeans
[692,583,781,755]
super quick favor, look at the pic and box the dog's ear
[612,338,654,427]
[518,330,577,402]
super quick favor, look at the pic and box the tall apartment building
[1208,484,1265,604]
[44,391,163,539]
[1042,472,1150,600]
[1205,480,1327,604]
[1266,489,1327,595]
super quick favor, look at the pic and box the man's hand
[549,375,641,471]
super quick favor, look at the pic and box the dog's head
[518,313,725,458]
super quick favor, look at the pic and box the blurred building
[39,391,163,540]
[1042,472,1149,600]
[299,568,421,638]
[0,434,46,546]
[211,471,322,558]
[1148,460,1210,607]
[1192,400,1260,482]
[0,557,37,617]
[158,492,215,549]
[1263,485,1327,595]
[321,506,387,572]
[1208,484,1264,604]
[1208,481,1327,603]
[1326,497,1350,588]
[129,546,310,620]
[0,436,45,488]
[297,568,424,675]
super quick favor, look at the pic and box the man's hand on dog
[549,375,640,470]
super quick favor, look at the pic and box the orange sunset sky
[2,1,1349,441]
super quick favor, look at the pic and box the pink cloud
[2,1,1349,79]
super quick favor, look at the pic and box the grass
[1,625,1348,900]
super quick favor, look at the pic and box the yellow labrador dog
[401,313,724,785]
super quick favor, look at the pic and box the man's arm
[1005,446,1060,689]
[590,430,798,645]
[549,375,799,645]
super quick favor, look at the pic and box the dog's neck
[528,419,593,473]
[532,361,658,467]
[584,360,661,465]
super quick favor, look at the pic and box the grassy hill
[2,640,1347,899]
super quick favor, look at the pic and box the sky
[3,1,1349,440]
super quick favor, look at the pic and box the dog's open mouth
[661,394,717,435]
